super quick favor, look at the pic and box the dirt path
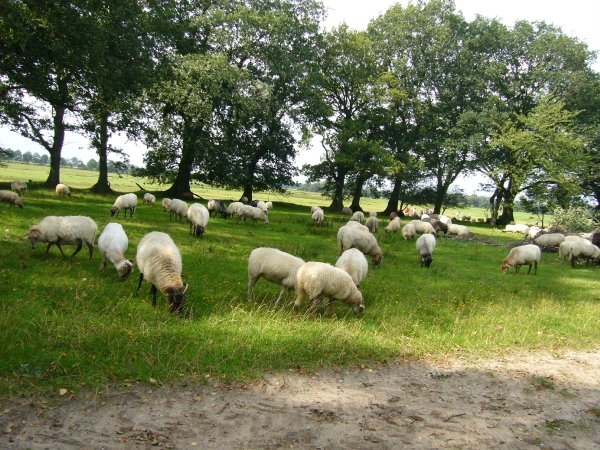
[2,349,600,449]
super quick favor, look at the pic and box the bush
[551,207,592,233]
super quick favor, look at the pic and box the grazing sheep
[310,206,323,214]
[98,223,134,281]
[345,220,369,232]
[504,224,529,235]
[266,201,273,210]
[312,209,324,225]
[385,217,402,234]
[110,193,138,218]
[187,203,210,237]
[408,220,437,235]
[369,211,377,217]
[564,235,591,243]
[335,248,368,287]
[228,201,244,216]
[143,193,156,206]
[256,201,269,215]
[365,216,378,233]
[241,196,248,203]
[421,218,448,234]
[293,262,365,316]
[247,248,305,307]
[207,199,231,218]
[558,240,576,262]
[568,241,600,267]
[55,183,71,197]
[250,200,259,207]
[161,198,171,212]
[401,223,416,240]
[11,181,27,195]
[135,231,188,313]
[437,215,452,226]
[168,199,189,222]
[447,224,473,237]
[390,212,398,220]
[342,206,352,216]
[501,244,541,275]
[534,233,565,248]
[337,225,383,267]
[350,211,365,223]
[237,205,269,227]
[526,226,542,240]
[416,233,436,268]
[0,190,24,208]
[23,216,98,259]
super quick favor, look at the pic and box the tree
[21,151,33,164]
[86,159,99,171]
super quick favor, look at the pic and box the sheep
[533,233,565,248]
[247,248,305,307]
[365,216,379,233]
[337,225,383,267]
[23,216,98,259]
[408,220,437,235]
[558,240,576,261]
[228,201,244,216]
[55,183,71,197]
[293,262,364,316]
[0,190,24,208]
[416,233,436,268]
[385,217,402,234]
[568,241,600,267]
[345,220,369,232]
[564,235,591,243]
[335,248,368,287]
[390,212,398,220]
[98,223,134,281]
[447,224,473,237]
[310,206,323,214]
[342,206,352,216]
[110,193,138,218]
[401,223,416,240]
[187,203,210,237]
[526,226,542,240]
[207,199,231,218]
[421,213,430,220]
[504,224,529,235]
[350,211,365,223]
[312,209,324,225]
[250,200,259,207]
[168,199,188,222]
[162,198,171,212]
[241,196,248,203]
[501,244,541,275]
[421,218,448,234]
[266,201,273,210]
[237,205,269,227]
[11,181,27,195]
[437,215,452,226]
[369,211,377,217]
[143,193,156,206]
[135,231,188,314]
[256,201,269,214]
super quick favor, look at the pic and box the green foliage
[551,206,593,233]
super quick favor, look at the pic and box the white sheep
[228,201,244,216]
[55,183,71,197]
[98,223,134,281]
[421,218,448,234]
[266,201,273,210]
[385,217,402,234]
[11,181,27,195]
[504,223,529,235]
[135,231,188,313]
[345,220,369,232]
[187,203,210,237]
[365,216,378,233]
[241,196,248,203]
[408,220,437,235]
[447,224,473,237]
[169,199,189,222]
[534,233,565,248]
[237,205,269,227]
[501,244,541,275]
[256,201,269,214]
[350,211,365,223]
[310,206,323,214]
[558,240,576,261]
[335,248,369,287]
[564,235,591,243]
[247,247,305,307]
[341,206,352,216]
[369,211,377,217]
[23,216,98,259]
[162,198,171,212]
[0,190,24,208]
[526,226,542,240]
[568,241,600,267]
[437,215,452,226]
[312,209,324,225]
[416,233,436,268]
[401,223,416,240]
[143,193,156,206]
[110,193,138,218]
[337,225,383,267]
[293,262,364,316]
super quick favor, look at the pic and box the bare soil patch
[2,349,600,449]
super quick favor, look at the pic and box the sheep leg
[86,242,93,259]
[151,285,158,307]
[71,242,83,257]
[293,290,304,313]
[274,286,287,308]
[325,299,335,317]
[55,243,66,257]
[526,263,532,275]
[135,272,144,296]
[533,261,538,275]
[247,277,258,302]
[100,256,108,270]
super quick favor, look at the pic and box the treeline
[1,0,598,221]
[0,150,137,173]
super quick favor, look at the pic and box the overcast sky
[2,0,598,193]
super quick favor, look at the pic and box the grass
[1,162,600,398]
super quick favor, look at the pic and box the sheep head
[117,260,135,281]
[421,255,433,268]
[14,197,24,208]
[501,262,511,274]
[166,283,188,314]
[110,206,119,217]
[23,227,44,249]
[371,254,383,268]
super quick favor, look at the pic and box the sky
[1,0,599,193]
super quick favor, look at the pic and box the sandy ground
[2,350,600,449]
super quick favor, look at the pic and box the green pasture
[0,163,598,398]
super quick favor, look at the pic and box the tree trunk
[383,174,401,215]
[489,188,501,226]
[349,175,365,213]
[91,111,113,194]
[165,120,195,199]
[432,181,449,214]
[44,105,65,188]
[328,169,347,212]
[500,193,516,224]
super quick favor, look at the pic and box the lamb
[416,233,436,268]
[385,217,402,234]
[187,203,210,237]
[110,193,138,218]
[342,206,352,216]
[98,223,134,281]
[337,225,383,267]
[447,224,473,237]
[345,220,369,232]
[256,201,269,214]
[237,205,269,227]
[11,181,27,195]
[162,198,171,212]
[143,193,156,206]
[401,223,416,240]
[293,262,365,316]
[247,247,305,307]
[501,244,541,275]
[365,216,378,233]
[135,231,188,313]
[168,199,188,222]
[568,241,600,267]
[55,183,71,197]
[534,233,565,248]
[208,199,231,218]
[350,211,365,223]
[23,216,98,259]
[335,248,369,287]
[0,190,24,208]
[228,201,244,216]
[312,209,324,225]
[407,220,437,235]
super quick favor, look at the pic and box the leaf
[59,389,67,396]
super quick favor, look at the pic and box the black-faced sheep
[416,233,436,268]
[502,244,541,275]
[208,199,231,218]
[23,216,98,259]
[98,223,134,281]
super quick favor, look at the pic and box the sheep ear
[129,259,135,266]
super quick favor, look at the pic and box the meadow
[1,162,599,398]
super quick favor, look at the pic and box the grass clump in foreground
[1,167,600,397]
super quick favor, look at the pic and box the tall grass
[0,163,599,397]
